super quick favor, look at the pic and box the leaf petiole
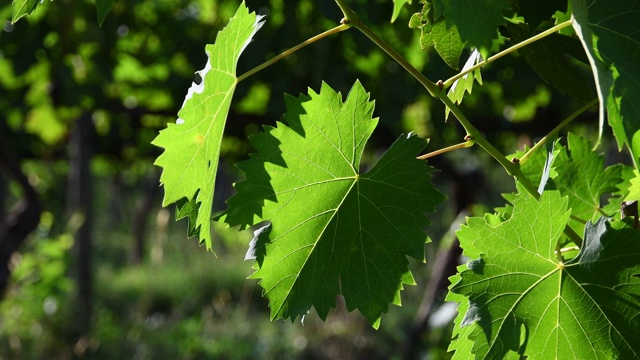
[236,23,351,83]
[417,139,474,160]
[443,20,574,88]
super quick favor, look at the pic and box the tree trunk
[0,131,42,297]
[67,113,94,335]
[129,169,161,265]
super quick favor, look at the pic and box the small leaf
[445,49,483,119]
[97,0,115,26]
[221,81,445,327]
[451,192,640,358]
[11,0,40,23]
[152,2,265,251]
[624,169,640,202]
[391,0,412,23]
[572,0,640,156]
[409,2,465,69]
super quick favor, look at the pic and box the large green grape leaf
[152,2,264,250]
[572,0,640,161]
[221,81,445,327]
[450,191,640,359]
[441,0,511,54]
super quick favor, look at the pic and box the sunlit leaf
[392,0,412,23]
[221,81,445,327]
[451,192,640,359]
[11,0,40,23]
[445,49,482,119]
[152,2,265,250]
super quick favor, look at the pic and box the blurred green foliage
[0,0,605,358]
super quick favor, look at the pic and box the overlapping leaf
[409,2,466,69]
[503,21,593,102]
[551,133,622,223]
[441,0,510,54]
[221,81,445,327]
[152,2,264,250]
[572,0,640,160]
[450,191,640,359]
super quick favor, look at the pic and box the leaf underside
[572,0,640,160]
[451,191,640,359]
[221,80,445,327]
[152,2,264,250]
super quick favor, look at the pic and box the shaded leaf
[221,81,445,327]
[516,0,568,30]
[572,0,640,159]
[97,0,115,26]
[503,21,593,102]
[451,192,640,359]
[152,2,265,250]
[442,0,511,54]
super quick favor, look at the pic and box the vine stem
[335,0,583,247]
[443,20,574,88]
[236,24,351,83]
[519,98,598,165]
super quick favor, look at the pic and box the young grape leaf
[392,0,412,23]
[624,169,640,202]
[221,81,445,327]
[441,0,511,54]
[451,191,640,359]
[97,0,115,26]
[11,0,40,23]
[502,21,593,102]
[572,0,640,158]
[445,49,482,119]
[551,133,622,223]
[409,2,466,69]
[152,2,264,250]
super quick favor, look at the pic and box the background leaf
[409,2,465,69]
[392,0,412,22]
[503,21,593,101]
[451,192,640,359]
[96,0,115,26]
[572,0,640,161]
[152,2,264,250]
[221,81,445,327]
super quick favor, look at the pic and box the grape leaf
[516,0,568,30]
[551,133,622,223]
[450,191,640,359]
[441,0,511,54]
[503,21,593,102]
[97,0,115,26]
[392,0,412,23]
[152,2,264,250]
[221,81,445,327]
[572,0,640,159]
[445,49,482,119]
[624,169,640,202]
[409,2,466,69]
[11,0,40,23]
